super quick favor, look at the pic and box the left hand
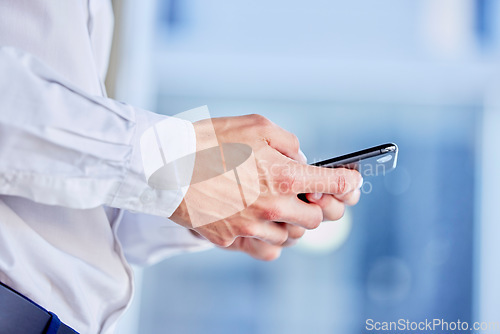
[219,178,362,261]
[305,187,361,220]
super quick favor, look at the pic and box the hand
[171,114,362,260]
[304,187,362,221]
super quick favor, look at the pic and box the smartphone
[298,143,398,201]
[310,142,398,177]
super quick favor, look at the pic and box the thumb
[306,193,323,202]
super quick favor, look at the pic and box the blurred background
[109,1,500,333]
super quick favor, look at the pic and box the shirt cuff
[109,107,196,217]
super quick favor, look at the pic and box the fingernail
[357,176,364,189]
[312,192,322,200]
[299,149,308,164]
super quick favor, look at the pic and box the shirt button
[140,189,155,204]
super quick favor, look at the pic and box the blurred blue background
[112,1,500,333]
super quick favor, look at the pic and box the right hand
[171,114,362,260]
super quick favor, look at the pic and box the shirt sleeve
[0,46,195,217]
[116,211,213,266]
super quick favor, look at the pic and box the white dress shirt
[0,1,211,333]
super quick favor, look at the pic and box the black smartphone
[310,143,398,177]
[298,143,398,201]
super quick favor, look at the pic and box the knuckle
[262,205,282,221]
[336,175,347,194]
[288,226,306,239]
[251,114,272,127]
[249,113,263,120]
[237,223,257,237]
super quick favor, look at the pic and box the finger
[227,237,283,261]
[286,223,306,239]
[263,197,323,230]
[275,222,306,239]
[306,188,360,206]
[306,193,346,221]
[292,165,363,195]
[335,188,361,206]
[305,193,323,202]
[262,122,304,163]
[234,220,289,246]
[282,238,299,247]
[281,224,306,247]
